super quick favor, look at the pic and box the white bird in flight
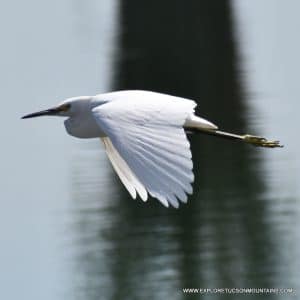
[22,90,282,208]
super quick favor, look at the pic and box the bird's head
[21,96,92,119]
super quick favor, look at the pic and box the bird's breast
[64,115,105,139]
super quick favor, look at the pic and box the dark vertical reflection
[110,0,275,298]
[72,1,278,300]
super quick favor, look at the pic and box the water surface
[1,1,299,299]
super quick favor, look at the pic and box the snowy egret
[22,90,282,207]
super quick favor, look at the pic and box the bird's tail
[184,114,218,131]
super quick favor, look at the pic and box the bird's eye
[59,103,71,112]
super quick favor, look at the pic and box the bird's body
[62,90,216,139]
[22,90,282,208]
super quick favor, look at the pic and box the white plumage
[101,136,148,201]
[92,91,199,207]
[22,90,220,208]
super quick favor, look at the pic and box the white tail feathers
[184,114,218,131]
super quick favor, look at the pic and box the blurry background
[0,0,299,299]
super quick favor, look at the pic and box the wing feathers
[119,145,190,205]
[93,91,196,207]
[130,144,193,193]
[102,137,148,201]
[133,141,193,180]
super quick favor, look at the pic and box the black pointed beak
[21,108,59,119]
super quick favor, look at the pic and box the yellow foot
[243,135,283,148]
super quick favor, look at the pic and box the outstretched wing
[101,136,148,201]
[92,93,196,207]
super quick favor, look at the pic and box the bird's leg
[193,129,283,148]
[242,134,283,148]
